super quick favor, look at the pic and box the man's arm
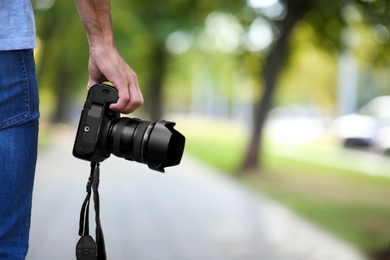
[74,0,143,113]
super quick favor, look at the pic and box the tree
[241,0,312,172]
[34,0,89,123]
[121,0,246,121]
[34,0,245,122]
[240,0,390,172]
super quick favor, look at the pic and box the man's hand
[74,0,143,114]
[87,46,144,114]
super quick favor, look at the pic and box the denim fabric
[0,49,39,259]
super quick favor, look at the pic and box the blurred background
[31,0,390,259]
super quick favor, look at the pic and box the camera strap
[76,162,106,260]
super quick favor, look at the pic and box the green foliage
[33,1,89,121]
[34,0,89,88]
[32,0,390,122]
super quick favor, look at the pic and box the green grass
[246,166,390,254]
[180,118,247,173]
[180,117,390,257]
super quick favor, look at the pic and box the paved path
[26,133,367,260]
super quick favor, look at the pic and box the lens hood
[145,120,185,172]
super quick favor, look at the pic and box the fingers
[86,79,98,90]
[109,75,144,114]
[110,82,144,114]
[87,74,144,114]
[87,48,144,114]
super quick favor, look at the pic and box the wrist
[87,34,115,49]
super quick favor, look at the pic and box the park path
[26,129,366,260]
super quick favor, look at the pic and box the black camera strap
[76,162,106,260]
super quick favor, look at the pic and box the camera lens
[108,118,185,172]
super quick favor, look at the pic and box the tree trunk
[147,44,167,121]
[51,63,70,123]
[240,0,312,173]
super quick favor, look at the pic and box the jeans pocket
[0,50,35,130]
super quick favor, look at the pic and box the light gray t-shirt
[0,0,36,50]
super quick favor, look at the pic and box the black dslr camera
[73,83,185,172]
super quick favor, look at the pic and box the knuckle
[120,95,130,104]
[135,97,144,107]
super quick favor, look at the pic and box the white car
[332,96,390,149]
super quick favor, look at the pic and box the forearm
[74,0,144,113]
[74,0,114,48]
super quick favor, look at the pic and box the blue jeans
[0,50,39,259]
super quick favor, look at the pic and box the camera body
[73,83,185,172]
[73,83,118,162]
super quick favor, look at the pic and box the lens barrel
[108,118,185,172]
